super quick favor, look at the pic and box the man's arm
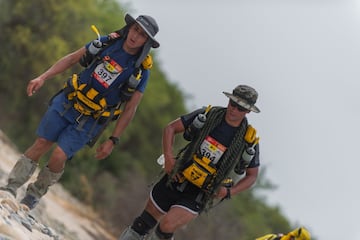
[162,118,185,174]
[27,47,86,96]
[216,167,259,199]
[111,90,143,137]
[95,90,143,159]
[231,167,258,195]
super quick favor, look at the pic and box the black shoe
[20,194,39,210]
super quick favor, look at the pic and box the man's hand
[214,186,230,199]
[95,140,114,160]
[108,32,121,39]
[27,77,45,96]
[164,153,176,175]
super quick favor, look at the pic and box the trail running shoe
[20,194,39,210]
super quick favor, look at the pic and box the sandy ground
[0,130,117,240]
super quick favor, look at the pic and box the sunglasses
[229,100,249,112]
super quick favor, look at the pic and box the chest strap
[63,74,122,119]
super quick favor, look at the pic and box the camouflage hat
[223,85,260,113]
[125,13,160,48]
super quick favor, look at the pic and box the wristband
[109,136,119,145]
[226,187,231,199]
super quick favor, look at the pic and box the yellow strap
[244,124,258,144]
[72,74,78,90]
[76,91,104,112]
[86,88,99,99]
[67,73,122,119]
[193,155,216,174]
[255,234,278,240]
[65,74,79,100]
[141,55,153,69]
[101,109,122,117]
[74,102,122,118]
[73,103,93,116]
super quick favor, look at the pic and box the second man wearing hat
[119,85,261,240]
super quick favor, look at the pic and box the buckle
[76,113,84,124]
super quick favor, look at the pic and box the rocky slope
[0,130,117,240]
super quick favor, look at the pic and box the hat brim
[223,91,260,113]
[125,14,160,48]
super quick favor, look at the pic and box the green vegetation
[0,1,312,239]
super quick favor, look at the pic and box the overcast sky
[118,1,360,239]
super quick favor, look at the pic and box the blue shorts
[36,93,103,159]
[150,175,205,215]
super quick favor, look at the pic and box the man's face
[126,23,149,49]
[225,99,249,125]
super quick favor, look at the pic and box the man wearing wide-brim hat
[124,14,160,48]
[109,13,160,66]
[119,84,261,240]
[223,84,261,113]
[0,13,161,211]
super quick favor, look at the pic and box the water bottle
[120,68,142,101]
[183,113,206,141]
[127,68,142,89]
[88,39,102,55]
[79,39,103,67]
[241,145,256,163]
[235,145,256,175]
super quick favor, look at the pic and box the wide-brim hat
[223,85,260,113]
[125,13,160,48]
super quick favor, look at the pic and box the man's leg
[20,166,64,209]
[119,198,163,240]
[119,210,157,240]
[147,225,174,240]
[20,146,66,209]
[0,155,38,197]
[148,206,198,240]
[118,226,146,240]
[0,137,53,197]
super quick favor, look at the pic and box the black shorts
[150,175,206,214]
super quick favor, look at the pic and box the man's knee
[131,210,157,235]
[34,137,53,149]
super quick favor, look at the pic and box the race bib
[92,56,123,88]
[199,136,227,164]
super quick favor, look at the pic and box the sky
[118,1,360,239]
